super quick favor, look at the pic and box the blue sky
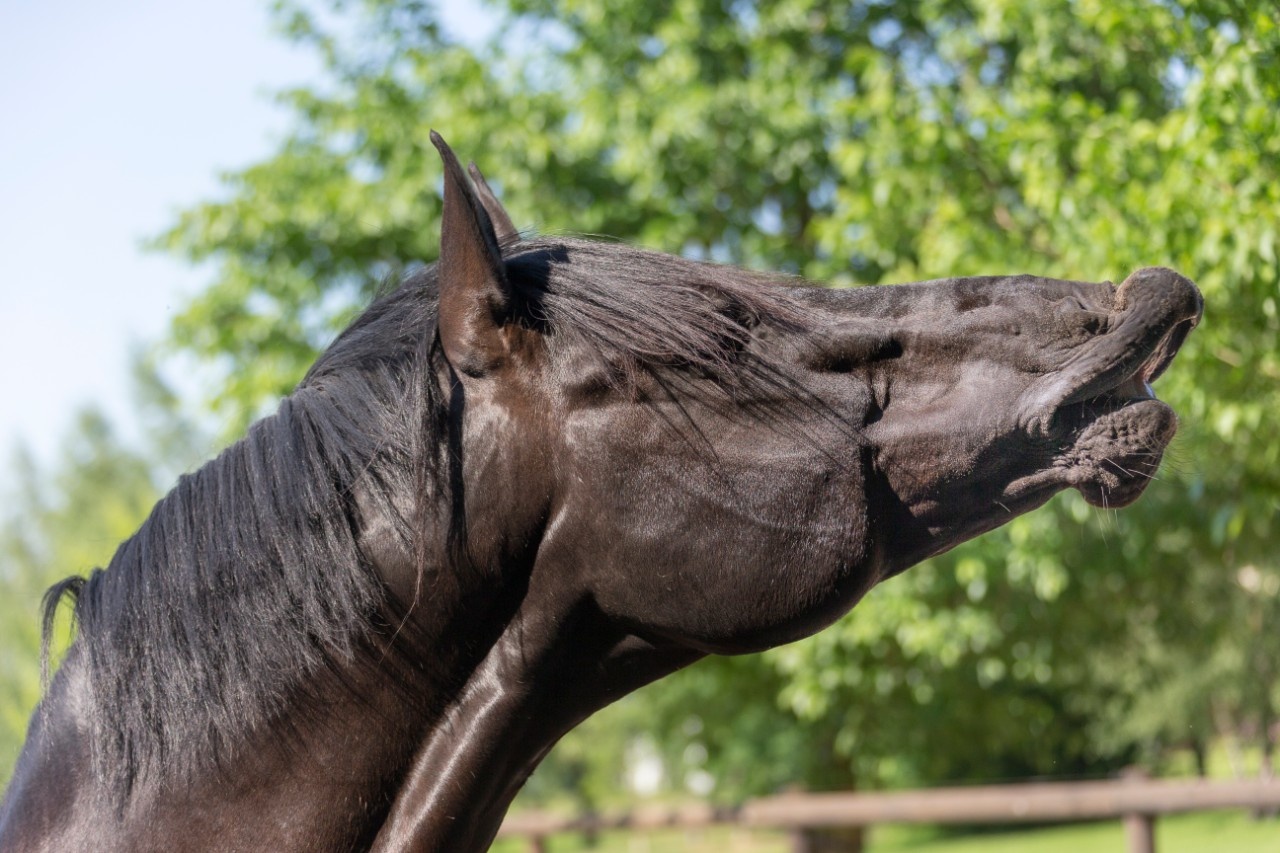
[0,0,489,468]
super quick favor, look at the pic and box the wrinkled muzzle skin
[814,266,1203,575]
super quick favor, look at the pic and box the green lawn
[493,810,1280,852]
[873,810,1280,852]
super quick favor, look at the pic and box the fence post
[1121,766,1156,853]
[1123,811,1155,853]
[789,828,817,853]
[787,827,864,853]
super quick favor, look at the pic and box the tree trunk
[1211,698,1246,779]
[794,726,864,852]
[798,826,864,853]
[1254,700,1277,819]
[1192,736,1208,778]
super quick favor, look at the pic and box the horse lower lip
[1073,398,1175,499]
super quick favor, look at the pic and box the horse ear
[467,161,519,244]
[430,131,512,374]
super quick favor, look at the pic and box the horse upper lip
[1101,301,1198,401]
[1021,268,1200,436]
[1072,267,1202,404]
[1116,267,1203,377]
[1138,313,1197,385]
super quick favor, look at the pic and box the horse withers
[0,133,1201,852]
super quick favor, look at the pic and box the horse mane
[40,234,805,798]
[506,237,802,382]
[40,273,444,797]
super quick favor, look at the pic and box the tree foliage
[139,0,1280,801]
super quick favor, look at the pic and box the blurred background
[2,1,1278,850]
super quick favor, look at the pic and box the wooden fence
[496,771,1280,853]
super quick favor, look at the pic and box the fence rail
[496,773,1280,853]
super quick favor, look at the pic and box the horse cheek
[564,439,877,654]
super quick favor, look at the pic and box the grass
[873,810,1280,852]
[492,809,1280,852]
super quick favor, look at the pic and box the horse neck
[365,556,705,851]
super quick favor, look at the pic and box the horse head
[426,133,1201,657]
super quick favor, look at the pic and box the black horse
[0,134,1201,852]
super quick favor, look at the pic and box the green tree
[155,0,1280,816]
